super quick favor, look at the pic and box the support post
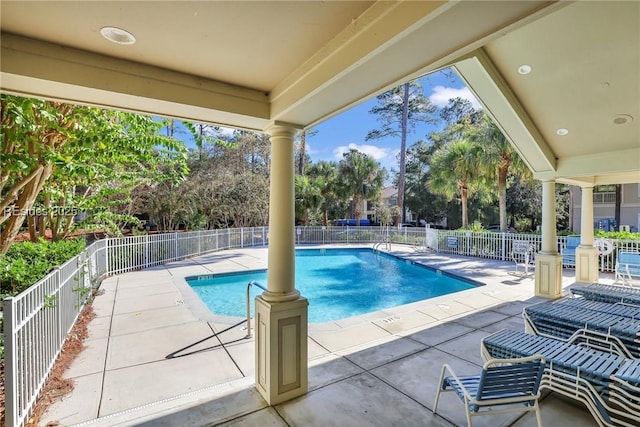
[535,179,562,298]
[255,123,308,405]
[575,186,599,283]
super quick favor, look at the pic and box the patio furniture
[512,240,535,276]
[433,354,545,427]
[615,251,640,286]
[571,284,640,305]
[609,359,640,419]
[561,235,581,267]
[482,329,640,427]
[522,297,640,358]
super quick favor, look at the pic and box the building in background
[570,184,640,232]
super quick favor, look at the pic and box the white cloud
[305,142,318,155]
[333,143,390,161]
[195,125,236,138]
[429,85,482,110]
[218,126,236,137]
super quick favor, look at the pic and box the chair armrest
[483,354,545,369]
[437,363,473,401]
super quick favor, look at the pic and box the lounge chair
[561,235,581,267]
[482,329,640,427]
[610,359,640,419]
[523,298,640,358]
[433,354,545,427]
[615,251,640,286]
[571,283,640,305]
[512,240,535,276]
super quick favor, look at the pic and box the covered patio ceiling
[1,1,639,185]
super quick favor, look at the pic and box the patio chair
[511,240,535,276]
[522,297,640,358]
[571,283,640,305]
[615,251,640,286]
[561,235,581,267]
[482,329,640,427]
[433,354,545,427]
[609,359,640,418]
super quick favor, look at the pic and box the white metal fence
[3,226,640,427]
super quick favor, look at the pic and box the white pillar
[263,124,298,301]
[540,180,557,255]
[576,186,599,283]
[535,179,563,298]
[255,122,308,405]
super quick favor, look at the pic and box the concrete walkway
[41,245,607,426]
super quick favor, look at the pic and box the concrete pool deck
[41,245,609,426]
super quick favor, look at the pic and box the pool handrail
[246,280,267,338]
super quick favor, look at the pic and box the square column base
[535,253,563,299]
[575,246,599,284]
[255,295,308,405]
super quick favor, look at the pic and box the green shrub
[0,238,86,296]
[595,230,640,240]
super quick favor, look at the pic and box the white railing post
[105,236,110,274]
[144,234,150,268]
[501,232,506,261]
[4,297,17,427]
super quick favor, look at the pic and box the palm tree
[337,150,385,225]
[428,139,484,228]
[471,116,532,232]
[295,175,323,225]
[308,160,339,226]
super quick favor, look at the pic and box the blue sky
[305,68,481,173]
[176,68,481,175]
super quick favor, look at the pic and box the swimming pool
[186,248,481,322]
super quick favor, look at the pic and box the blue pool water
[186,248,480,323]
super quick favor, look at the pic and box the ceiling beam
[454,52,557,174]
[1,33,270,130]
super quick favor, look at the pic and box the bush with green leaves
[0,238,86,296]
[595,230,640,241]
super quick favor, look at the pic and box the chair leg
[464,401,473,427]
[534,402,542,427]
[433,365,447,414]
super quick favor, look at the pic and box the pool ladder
[374,239,391,252]
[245,280,267,338]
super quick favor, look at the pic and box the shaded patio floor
[41,245,609,427]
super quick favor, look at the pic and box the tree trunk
[396,82,410,225]
[353,195,362,225]
[0,164,52,254]
[461,185,468,228]
[28,215,38,241]
[298,131,306,176]
[498,165,508,231]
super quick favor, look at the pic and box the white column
[576,186,599,283]
[540,180,558,255]
[255,122,308,405]
[535,179,563,298]
[580,186,595,246]
[263,124,299,301]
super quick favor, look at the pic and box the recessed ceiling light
[517,65,532,75]
[100,26,136,45]
[612,114,633,125]
[556,128,569,136]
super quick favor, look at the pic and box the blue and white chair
[434,354,545,427]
